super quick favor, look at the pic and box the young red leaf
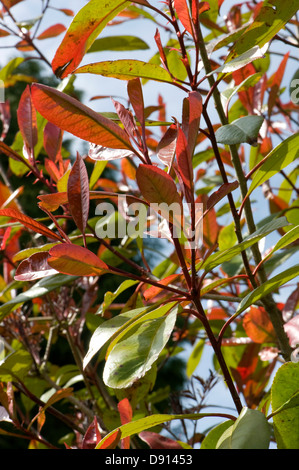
[206,181,239,212]
[51,0,131,78]
[112,98,141,146]
[96,428,121,449]
[139,431,183,449]
[268,52,289,115]
[176,127,193,192]
[0,208,64,242]
[14,251,58,281]
[127,78,145,130]
[67,153,90,235]
[17,85,37,160]
[37,24,66,40]
[156,124,177,169]
[136,164,183,237]
[186,91,202,155]
[117,398,132,449]
[43,121,63,162]
[48,244,109,276]
[38,192,68,212]
[174,0,193,36]
[31,84,134,151]
[82,417,102,449]
[243,307,276,344]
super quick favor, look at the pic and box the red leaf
[183,91,202,155]
[174,0,193,35]
[17,85,37,159]
[139,431,183,449]
[48,244,109,276]
[43,121,63,162]
[243,306,276,344]
[206,181,239,212]
[156,124,177,168]
[67,153,90,235]
[127,78,145,130]
[117,398,132,449]
[31,84,134,150]
[14,251,58,281]
[82,417,102,449]
[51,0,130,78]
[97,428,121,449]
[38,192,68,212]
[136,164,182,227]
[0,208,64,242]
[268,52,289,115]
[282,284,299,322]
[37,24,66,40]
[176,127,193,192]
[143,274,181,301]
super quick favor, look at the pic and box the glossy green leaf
[96,412,218,448]
[74,60,173,83]
[236,264,299,316]
[83,305,156,369]
[186,339,205,378]
[248,133,299,197]
[88,35,149,52]
[216,407,271,449]
[52,0,131,78]
[259,225,299,268]
[200,420,234,449]
[200,216,289,273]
[103,305,178,388]
[211,45,267,76]
[228,0,299,60]
[215,116,264,146]
[97,279,138,316]
[0,349,32,382]
[271,362,299,449]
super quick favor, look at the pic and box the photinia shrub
[0,0,298,450]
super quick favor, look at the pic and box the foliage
[0,0,298,450]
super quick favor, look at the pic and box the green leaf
[210,45,267,76]
[88,35,149,52]
[0,274,77,320]
[271,362,299,449]
[0,349,32,382]
[96,412,222,448]
[186,339,205,378]
[200,420,234,449]
[216,407,271,449]
[97,279,138,315]
[83,305,157,369]
[199,216,289,273]
[248,133,299,196]
[74,60,173,83]
[228,0,299,60]
[103,305,178,388]
[215,116,264,146]
[235,264,299,316]
[259,225,299,267]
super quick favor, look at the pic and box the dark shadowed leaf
[139,431,184,449]
[67,153,90,235]
[14,251,58,281]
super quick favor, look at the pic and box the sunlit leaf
[52,0,131,78]
[0,208,64,242]
[37,24,66,40]
[74,60,173,83]
[48,244,109,277]
[88,35,149,52]
[31,84,134,150]
[271,362,299,449]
